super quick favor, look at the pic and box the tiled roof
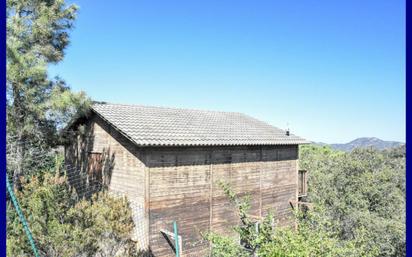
[91,103,309,146]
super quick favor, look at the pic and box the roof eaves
[90,106,144,148]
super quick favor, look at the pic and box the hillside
[316,137,404,152]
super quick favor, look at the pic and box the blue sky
[49,0,405,143]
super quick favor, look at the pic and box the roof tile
[91,103,309,146]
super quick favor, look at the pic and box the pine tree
[6,0,90,188]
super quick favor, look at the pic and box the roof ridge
[92,102,245,115]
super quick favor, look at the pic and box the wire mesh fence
[63,164,212,257]
[7,163,151,256]
[6,138,213,256]
[7,157,267,257]
[64,164,149,250]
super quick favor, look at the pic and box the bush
[204,181,375,257]
[7,173,139,257]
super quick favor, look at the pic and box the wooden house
[64,103,309,256]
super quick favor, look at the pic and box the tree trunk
[13,135,24,191]
[11,86,24,191]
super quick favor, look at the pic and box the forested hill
[314,137,404,152]
[206,145,406,256]
[299,144,406,256]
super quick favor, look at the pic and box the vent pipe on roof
[286,122,290,136]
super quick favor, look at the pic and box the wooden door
[88,152,103,191]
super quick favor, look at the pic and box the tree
[300,145,406,257]
[6,0,90,188]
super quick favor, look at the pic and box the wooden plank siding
[64,115,149,249]
[65,113,300,257]
[145,146,298,257]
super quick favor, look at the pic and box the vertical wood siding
[65,115,148,249]
[146,145,298,257]
[65,115,299,257]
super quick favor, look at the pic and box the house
[63,103,309,256]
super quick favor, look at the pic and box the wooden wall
[64,114,149,249]
[145,145,298,257]
[65,113,299,257]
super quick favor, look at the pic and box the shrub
[7,173,139,257]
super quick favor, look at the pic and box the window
[298,170,308,197]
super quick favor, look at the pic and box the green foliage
[257,209,379,257]
[204,182,376,257]
[205,162,401,257]
[203,232,249,257]
[6,0,89,140]
[300,145,405,257]
[7,172,139,257]
[6,0,90,184]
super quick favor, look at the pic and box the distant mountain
[315,137,405,152]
